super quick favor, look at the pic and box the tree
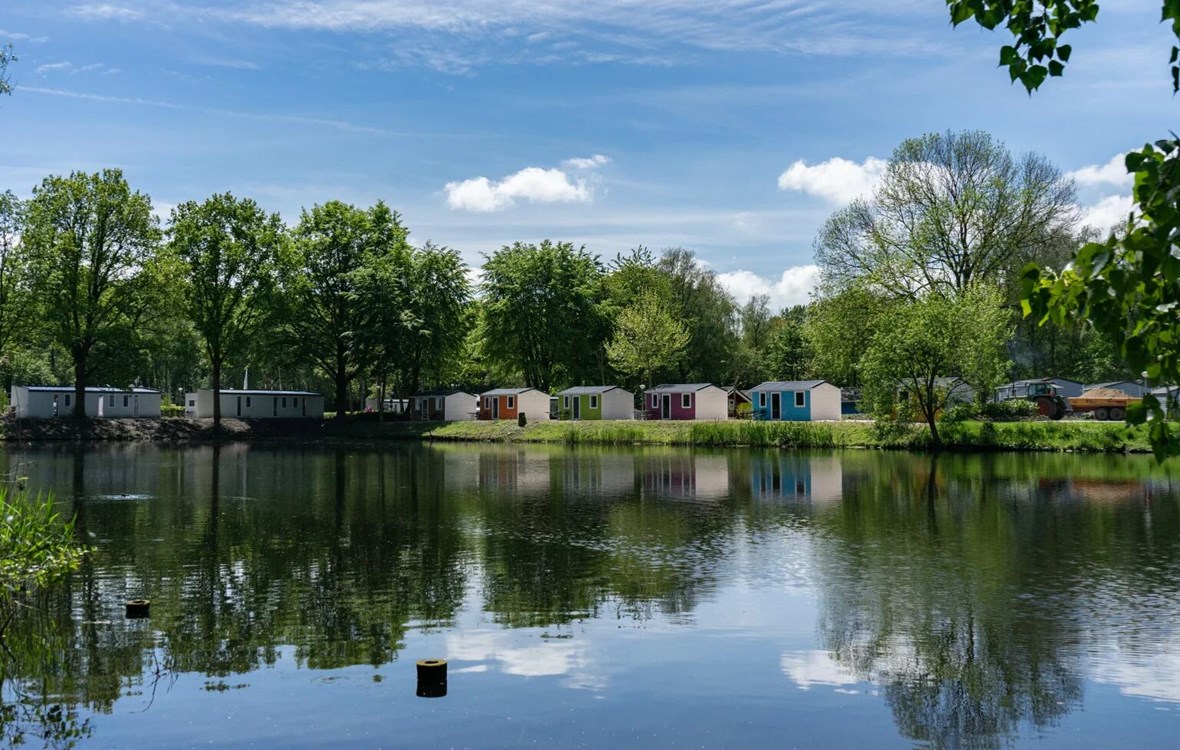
[946,1,1180,459]
[401,243,469,393]
[606,291,690,387]
[804,286,891,387]
[169,193,285,430]
[656,248,739,382]
[861,287,1009,448]
[815,130,1077,299]
[480,240,608,392]
[0,191,28,366]
[286,200,409,416]
[765,305,811,381]
[22,170,161,419]
[0,44,14,97]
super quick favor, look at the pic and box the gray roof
[557,385,629,396]
[481,387,546,396]
[22,385,162,394]
[1089,380,1141,389]
[649,383,717,393]
[750,380,829,392]
[998,377,1082,388]
[413,389,473,398]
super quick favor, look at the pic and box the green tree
[0,191,28,368]
[946,0,1180,459]
[481,240,608,392]
[168,193,286,430]
[401,243,470,393]
[0,44,13,97]
[286,200,409,416]
[657,248,739,383]
[765,305,811,381]
[861,287,1010,448]
[815,130,1076,299]
[22,170,162,418]
[804,286,891,387]
[606,291,691,387]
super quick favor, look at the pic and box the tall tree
[22,170,161,419]
[606,291,690,388]
[804,286,891,387]
[0,191,28,367]
[0,44,14,97]
[401,243,470,394]
[815,130,1077,299]
[765,305,811,381]
[286,200,409,416]
[481,240,608,392]
[657,248,739,383]
[169,193,285,430]
[861,286,1010,448]
[946,0,1180,459]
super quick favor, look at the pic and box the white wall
[695,387,729,420]
[518,390,551,421]
[811,383,843,421]
[92,391,162,418]
[601,390,635,420]
[193,390,325,419]
[11,387,159,419]
[444,393,477,421]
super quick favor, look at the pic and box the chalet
[726,387,752,419]
[478,388,551,422]
[644,383,728,421]
[556,386,635,420]
[10,386,162,419]
[410,390,477,421]
[185,389,325,419]
[750,380,842,422]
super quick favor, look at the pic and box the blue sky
[1,1,1173,307]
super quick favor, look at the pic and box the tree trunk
[335,354,348,420]
[73,357,87,422]
[211,355,222,434]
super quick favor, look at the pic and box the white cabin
[10,386,162,419]
[185,389,325,419]
[411,390,477,421]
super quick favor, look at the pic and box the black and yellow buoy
[416,658,447,698]
[125,599,151,619]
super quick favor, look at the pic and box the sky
[1,1,1173,309]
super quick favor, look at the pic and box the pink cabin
[644,383,729,421]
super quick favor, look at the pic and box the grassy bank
[0,415,1155,454]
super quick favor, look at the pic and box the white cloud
[0,29,49,43]
[72,4,146,21]
[777,156,887,206]
[445,166,594,212]
[562,154,610,169]
[1081,194,1134,232]
[34,61,117,75]
[1068,153,1132,188]
[717,265,820,310]
[780,650,862,690]
[35,62,74,74]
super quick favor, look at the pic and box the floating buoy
[416,658,447,698]
[125,599,151,619]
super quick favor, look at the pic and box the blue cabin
[750,380,842,421]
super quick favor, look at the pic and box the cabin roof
[481,387,545,396]
[750,380,829,392]
[557,386,628,396]
[413,389,473,398]
[200,389,322,397]
[649,383,717,393]
[22,385,162,394]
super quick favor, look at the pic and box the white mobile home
[10,386,162,419]
[186,389,325,419]
[411,390,477,421]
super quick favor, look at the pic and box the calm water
[3,443,1180,749]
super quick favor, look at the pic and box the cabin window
[282,397,287,408]
[188,399,195,407]
[273,397,278,416]
[652,394,659,407]
[123,396,129,407]
[246,397,252,407]
[507,396,515,410]
[563,396,569,408]
[64,395,71,406]
[759,392,766,407]
[589,395,598,409]
[109,395,116,407]
[795,391,805,408]
[484,397,490,407]
[682,393,691,409]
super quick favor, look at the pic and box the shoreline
[0,416,1155,454]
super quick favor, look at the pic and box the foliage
[804,285,891,386]
[861,286,1010,448]
[947,2,1180,459]
[816,130,1076,299]
[606,290,691,387]
[0,191,28,365]
[21,170,164,417]
[765,305,811,381]
[657,248,740,383]
[169,193,285,428]
[938,401,981,425]
[981,398,1041,421]
[0,489,83,602]
[0,44,13,97]
[285,200,409,415]
[481,240,608,392]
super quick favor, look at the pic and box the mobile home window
[188,399,195,407]
[64,395,71,406]
[507,396,515,409]
[682,393,691,409]
[759,392,766,407]
[795,391,805,408]
[123,396,129,407]
[563,395,569,407]
[652,394,659,407]
[589,395,598,409]
[246,396,252,407]
[484,397,490,407]
[282,397,287,408]
[109,395,116,407]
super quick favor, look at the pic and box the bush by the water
[1,488,85,601]
[980,399,1041,421]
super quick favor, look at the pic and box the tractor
[1001,380,1067,420]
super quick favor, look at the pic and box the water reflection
[0,445,1178,749]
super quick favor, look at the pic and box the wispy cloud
[0,29,50,43]
[21,86,391,134]
[1068,153,1133,188]
[445,165,596,212]
[72,3,146,21]
[562,154,610,169]
[777,156,886,205]
[35,61,117,75]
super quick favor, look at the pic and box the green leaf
[1125,400,1148,425]
[1048,60,1065,77]
[1058,44,1071,62]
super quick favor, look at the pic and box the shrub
[1,489,85,602]
[980,399,1041,421]
[939,402,981,424]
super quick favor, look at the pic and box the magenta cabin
[644,384,728,421]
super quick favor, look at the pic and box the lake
[2,443,1180,749]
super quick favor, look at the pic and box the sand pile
[1080,387,1133,399]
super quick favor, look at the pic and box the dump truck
[996,379,1067,420]
[1068,387,1141,421]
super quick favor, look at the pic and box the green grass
[321,418,1154,454]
